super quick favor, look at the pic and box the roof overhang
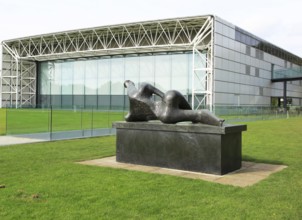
[2,15,214,61]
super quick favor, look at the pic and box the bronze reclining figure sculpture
[124,80,224,126]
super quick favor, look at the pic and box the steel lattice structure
[1,15,214,109]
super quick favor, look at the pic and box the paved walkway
[0,135,47,147]
[0,128,116,147]
[78,156,287,187]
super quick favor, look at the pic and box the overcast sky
[0,0,301,58]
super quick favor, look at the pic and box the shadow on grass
[242,155,285,165]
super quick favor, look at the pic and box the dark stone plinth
[113,121,247,175]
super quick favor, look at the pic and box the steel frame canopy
[1,15,214,109]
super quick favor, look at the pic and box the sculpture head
[124,80,135,88]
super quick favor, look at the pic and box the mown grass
[2,107,299,135]
[0,108,6,135]
[4,108,125,135]
[0,118,302,219]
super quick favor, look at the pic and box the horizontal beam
[271,77,302,82]
[17,45,194,61]
[2,16,211,61]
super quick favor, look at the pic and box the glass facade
[38,52,194,109]
[214,17,302,108]
[235,27,302,66]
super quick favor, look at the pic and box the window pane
[37,52,194,109]
[51,62,62,95]
[125,56,139,86]
[61,61,73,95]
[171,53,188,94]
[111,57,124,95]
[85,60,98,95]
[73,60,85,95]
[139,56,154,84]
[98,58,111,95]
[39,62,51,95]
[155,54,170,91]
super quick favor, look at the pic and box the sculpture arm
[150,86,164,98]
[124,80,164,98]
[139,83,164,98]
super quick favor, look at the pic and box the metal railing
[0,105,301,140]
[0,105,126,140]
[215,105,302,123]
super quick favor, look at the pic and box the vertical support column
[192,49,195,109]
[15,58,19,109]
[192,48,213,111]
[20,60,37,107]
[191,16,214,111]
[209,19,214,113]
[49,62,54,107]
[207,47,213,112]
[283,81,287,111]
[2,43,20,108]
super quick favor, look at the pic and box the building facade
[1,15,302,112]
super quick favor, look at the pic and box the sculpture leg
[158,108,224,126]
[163,90,192,110]
[196,110,224,126]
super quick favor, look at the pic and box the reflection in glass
[61,62,73,95]
[52,62,62,95]
[39,62,50,95]
[111,57,124,95]
[98,58,110,95]
[38,52,196,109]
[155,54,170,91]
[85,60,98,95]
[73,61,85,95]
[172,54,188,93]
[140,56,155,84]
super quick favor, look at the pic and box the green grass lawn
[0,108,6,135]
[4,108,125,135]
[0,118,302,219]
[2,107,299,135]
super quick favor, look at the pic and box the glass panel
[85,95,97,108]
[51,62,62,95]
[51,95,61,107]
[61,62,73,95]
[98,58,111,109]
[111,57,124,95]
[37,52,194,110]
[73,95,84,107]
[111,95,125,110]
[62,95,73,107]
[73,60,85,95]
[98,95,110,110]
[193,52,207,92]
[98,58,111,95]
[85,60,98,95]
[39,62,51,95]
[155,54,171,92]
[187,53,193,93]
[125,56,139,86]
[139,56,154,84]
[171,53,188,94]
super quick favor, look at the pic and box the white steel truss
[2,44,37,108]
[1,44,19,108]
[1,15,214,109]
[19,60,36,107]
[192,16,214,111]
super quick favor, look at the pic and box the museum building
[1,15,302,112]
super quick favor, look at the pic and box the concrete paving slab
[77,156,287,187]
[0,136,47,146]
